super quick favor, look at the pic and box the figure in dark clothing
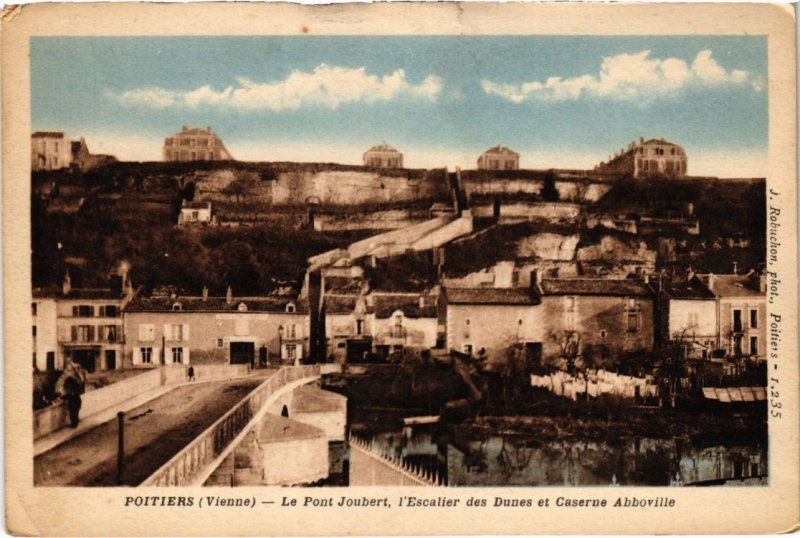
[63,377,82,428]
[187,366,195,382]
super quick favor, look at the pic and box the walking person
[64,377,82,428]
[187,366,195,382]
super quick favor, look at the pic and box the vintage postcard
[3,2,798,536]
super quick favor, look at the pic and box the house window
[749,336,758,356]
[286,324,297,339]
[626,312,640,332]
[139,324,155,342]
[105,325,118,343]
[73,325,94,342]
[171,324,184,341]
[140,347,153,364]
[463,344,473,355]
[217,338,224,348]
[285,344,297,360]
[600,329,607,339]
[732,309,743,333]
[286,303,296,313]
[566,297,576,311]
[73,305,94,317]
[172,303,182,311]
[749,308,758,329]
[32,303,37,316]
[192,211,199,220]
[356,319,364,336]
[171,347,183,364]
[100,305,119,317]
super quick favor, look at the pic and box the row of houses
[32,266,765,374]
[31,132,116,172]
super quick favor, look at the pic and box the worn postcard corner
[3,1,799,536]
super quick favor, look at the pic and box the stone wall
[192,166,448,208]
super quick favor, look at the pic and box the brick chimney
[226,285,233,306]
[202,286,209,301]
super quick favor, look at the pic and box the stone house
[444,286,542,368]
[33,273,130,372]
[31,295,58,371]
[122,290,308,368]
[324,294,368,363]
[697,272,766,360]
[323,292,438,363]
[595,138,687,179]
[31,132,72,171]
[163,126,233,162]
[659,277,718,359]
[538,277,655,365]
[443,273,655,369]
[477,145,519,171]
[367,293,438,361]
[363,144,403,169]
[178,201,213,225]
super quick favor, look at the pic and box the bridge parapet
[141,365,325,487]
[349,434,445,487]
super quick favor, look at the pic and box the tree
[548,329,583,375]
[221,172,258,202]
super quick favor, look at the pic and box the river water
[370,428,767,487]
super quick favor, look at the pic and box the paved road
[35,378,263,486]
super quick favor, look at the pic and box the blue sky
[31,36,768,176]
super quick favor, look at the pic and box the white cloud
[106,64,444,111]
[482,50,761,104]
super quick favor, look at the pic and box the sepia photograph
[4,2,798,536]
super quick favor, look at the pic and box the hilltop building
[477,146,519,171]
[363,144,403,168]
[163,126,233,162]
[595,138,687,179]
[31,132,72,171]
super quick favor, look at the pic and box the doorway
[230,342,255,365]
[73,349,97,373]
[105,350,117,370]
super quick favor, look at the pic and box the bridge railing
[140,365,322,487]
[349,434,445,487]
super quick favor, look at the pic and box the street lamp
[278,325,284,365]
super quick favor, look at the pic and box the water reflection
[370,429,767,487]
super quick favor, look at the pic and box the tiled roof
[174,128,214,136]
[665,279,715,300]
[32,131,66,138]
[483,145,519,156]
[33,288,125,300]
[181,201,211,210]
[642,138,682,147]
[539,279,653,297]
[292,386,346,413]
[446,287,539,305]
[697,274,764,298]
[256,414,325,442]
[370,294,438,318]
[324,295,359,315]
[365,144,400,153]
[125,295,306,313]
